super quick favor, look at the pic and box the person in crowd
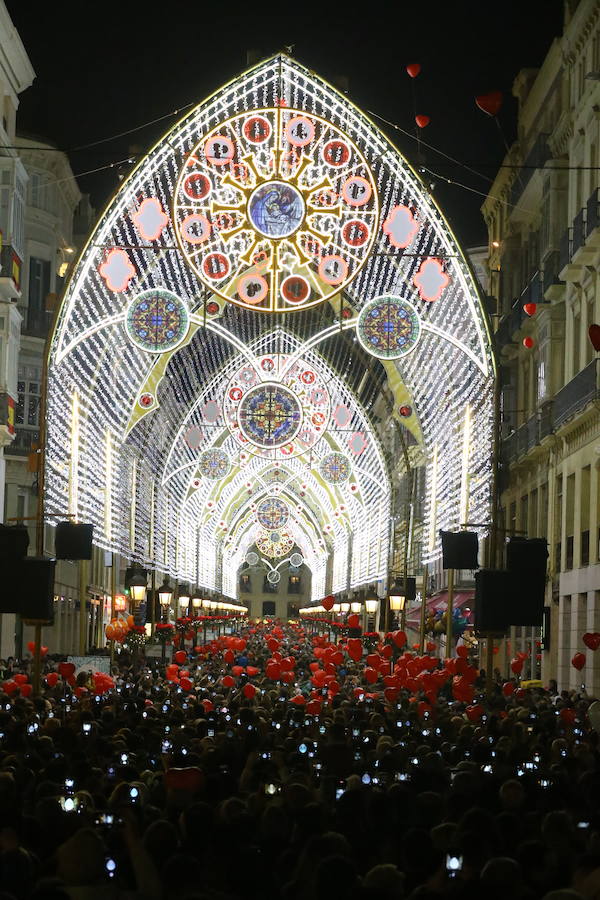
[0,618,598,899]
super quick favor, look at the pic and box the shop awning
[406,591,474,630]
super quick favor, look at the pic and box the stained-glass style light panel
[319,452,351,484]
[257,497,290,529]
[197,448,230,480]
[256,529,294,558]
[356,295,421,359]
[126,289,189,352]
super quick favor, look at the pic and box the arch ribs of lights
[45,55,494,599]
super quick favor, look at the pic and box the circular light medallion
[248,181,305,238]
[267,570,281,584]
[357,295,421,359]
[257,496,289,530]
[174,108,378,313]
[197,448,230,480]
[290,552,304,568]
[237,382,302,450]
[256,529,294,559]
[126,289,189,353]
[319,452,351,484]
[245,550,259,566]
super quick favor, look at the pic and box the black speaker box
[0,524,29,562]
[474,569,513,632]
[440,530,479,570]
[55,523,94,560]
[0,557,56,621]
[506,537,547,626]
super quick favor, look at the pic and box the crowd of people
[0,619,598,900]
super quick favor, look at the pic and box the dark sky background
[5,0,564,247]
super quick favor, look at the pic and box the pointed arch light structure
[45,56,495,601]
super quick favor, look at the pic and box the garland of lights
[45,55,494,602]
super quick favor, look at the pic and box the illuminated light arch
[45,54,495,599]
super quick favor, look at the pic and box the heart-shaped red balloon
[291,694,305,705]
[222,675,235,688]
[475,91,503,117]
[20,684,32,698]
[46,672,59,688]
[572,652,586,671]
[583,632,600,651]
[588,323,600,352]
[510,658,524,674]
[347,614,360,629]
[58,662,75,679]
[523,302,537,317]
[393,630,407,649]
[466,704,484,722]
[560,707,576,725]
[27,641,36,654]
[406,63,421,78]
[415,115,430,129]
[322,595,334,611]
[243,683,256,699]
[164,767,204,792]
[13,674,28,685]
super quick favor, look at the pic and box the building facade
[483,0,600,691]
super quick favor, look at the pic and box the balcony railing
[554,359,598,428]
[573,208,586,254]
[509,133,551,207]
[586,187,600,236]
[501,361,599,466]
[7,428,39,455]
[543,249,562,291]
[559,227,572,271]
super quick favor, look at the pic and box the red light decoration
[413,258,450,302]
[399,405,412,417]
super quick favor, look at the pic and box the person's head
[499,779,525,811]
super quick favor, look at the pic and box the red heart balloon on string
[572,652,586,671]
[58,662,75,680]
[415,115,430,129]
[322,595,334,611]
[583,633,600,651]
[406,63,421,78]
[589,324,600,352]
[475,91,503,117]
[523,303,537,316]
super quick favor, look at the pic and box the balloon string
[411,80,421,164]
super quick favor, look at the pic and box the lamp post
[389,577,406,630]
[191,590,202,647]
[365,595,378,633]
[158,579,173,664]
[340,601,350,622]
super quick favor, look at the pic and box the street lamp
[350,600,362,614]
[340,601,350,617]
[191,589,202,613]
[158,579,173,617]
[129,566,147,605]
[177,584,190,615]
[365,593,378,631]
[389,577,406,629]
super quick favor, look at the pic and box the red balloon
[243,683,256,699]
[415,115,430,128]
[523,302,537,317]
[560,707,576,725]
[246,666,259,676]
[222,675,235,688]
[266,663,281,680]
[347,614,360,629]
[589,323,600,352]
[510,658,524,674]
[174,650,187,664]
[306,700,321,715]
[291,694,305,705]
[466,704,484,722]
[27,641,36,654]
[347,639,362,661]
[583,632,600,651]
[523,336,535,349]
[364,667,378,684]
[393,630,407,649]
[322,595,335,611]
[46,672,59,688]
[180,677,192,692]
[281,670,294,683]
[20,684,33,698]
[202,700,214,712]
[232,665,245,676]
[58,662,75,680]
[406,63,421,78]
[13,674,28,685]
[2,680,17,695]
[223,649,235,664]
[456,646,468,659]
[572,652,586,671]
[426,641,437,653]
[475,91,503,117]
[75,686,88,699]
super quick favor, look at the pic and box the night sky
[6,0,563,247]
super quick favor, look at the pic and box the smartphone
[207,728,215,737]
[129,787,139,801]
[59,796,78,812]
[82,723,91,733]
[361,773,371,784]
[335,787,345,800]
[95,813,115,826]
[482,764,492,774]
[578,821,590,830]
[319,725,326,734]
[120,753,129,765]
[446,855,463,878]
[353,727,360,737]
[395,773,409,781]
[261,751,271,760]
[27,723,38,734]
[106,858,117,878]
[161,740,172,752]
[65,778,74,791]
[264,783,280,795]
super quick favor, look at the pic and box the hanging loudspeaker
[440,530,479,570]
[0,524,29,562]
[0,557,56,621]
[505,537,547,626]
[54,523,94,560]
[474,569,513,632]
